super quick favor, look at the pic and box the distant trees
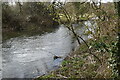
[2,3,25,31]
[2,2,59,32]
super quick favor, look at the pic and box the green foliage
[72,2,89,17]
[108,37,119,78]
[89,36,118,78]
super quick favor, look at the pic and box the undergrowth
[35,36,118,79]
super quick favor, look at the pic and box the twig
[78,35,102,64]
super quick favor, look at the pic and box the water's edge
[2,22,93,78]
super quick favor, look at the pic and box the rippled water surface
[2,25,74,78]
[2,23,92,78]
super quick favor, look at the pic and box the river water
[2,23,92,78]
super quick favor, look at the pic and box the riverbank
[35,36,117,79]
[2,24,58,42]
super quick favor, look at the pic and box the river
[2,23,93,78]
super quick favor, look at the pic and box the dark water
[2,22,94,78]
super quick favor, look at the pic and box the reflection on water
[2,22,92,78]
